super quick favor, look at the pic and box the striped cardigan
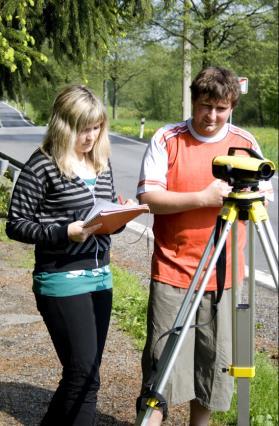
[6,148,117,273]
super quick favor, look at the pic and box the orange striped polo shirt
[137,120,271,290]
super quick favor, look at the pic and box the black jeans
[35,289,112,426]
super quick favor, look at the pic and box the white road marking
[1,101,34,126]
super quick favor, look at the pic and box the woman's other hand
[67,221,102,242]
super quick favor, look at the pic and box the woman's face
[75,123,102,157]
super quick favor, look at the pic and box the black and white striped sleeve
[6,164,68,246]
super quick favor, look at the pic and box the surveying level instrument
[135,148,278,426]
[212,147,275,189]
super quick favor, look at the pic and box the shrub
[0,176,12,217]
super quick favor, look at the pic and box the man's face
[192,96,233,137]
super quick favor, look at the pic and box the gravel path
[0,228,277,426]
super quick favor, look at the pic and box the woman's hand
[67,221,102,242]
[123,198,137,206]
[118,195,137,206]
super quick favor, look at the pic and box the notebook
[83,199,149,234]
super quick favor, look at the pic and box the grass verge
[212,352,278,425]
[111,264,148,351]
[0,219,9,242]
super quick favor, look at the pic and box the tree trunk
[257,92,265,127]
[103,79,108,108]
[203,27,211,68]
[102,57,108,108]
[111,78,117,120]
[182,0,192,120]
[203,1,214,68]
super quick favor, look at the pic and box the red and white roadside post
[230,76,249,124]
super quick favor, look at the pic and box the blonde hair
[42,85,110,178]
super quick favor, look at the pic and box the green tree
[127,0,277,126]
[105,36,146,119]
[232,4,278,127]
[119,43,182,121]
[151,0,275,68]
[0,0,157,101]
[0,0,47,99]
[23,46,88,124]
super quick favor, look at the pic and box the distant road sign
[238,77,249,94]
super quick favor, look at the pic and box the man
[136,67,273,425]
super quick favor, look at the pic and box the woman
[6,85,122,425]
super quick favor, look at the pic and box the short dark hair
[190,67,240,108]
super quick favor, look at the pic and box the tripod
[135,188,278,426]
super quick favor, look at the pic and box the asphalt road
[0,101,34,127]
[0,101,278,288]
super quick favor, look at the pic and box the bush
[0,176,12,217]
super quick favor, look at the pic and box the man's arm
[138,179,231,214]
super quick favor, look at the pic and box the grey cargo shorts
[141,280,234,411]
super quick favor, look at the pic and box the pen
[118,195,124,204]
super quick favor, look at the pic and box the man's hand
[200,179,231,207]
[138,180,232,214]
[67,221,102,242]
